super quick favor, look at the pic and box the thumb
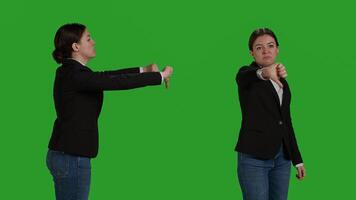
[164,77,170,89]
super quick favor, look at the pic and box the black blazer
[235,62,303,165]
[48,59,162,158]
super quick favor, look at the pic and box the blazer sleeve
[236,66,262,89]
[285,85,304,165]
[104,67,140,75]
[71,67,162,91]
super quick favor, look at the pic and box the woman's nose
[262,47,268,54]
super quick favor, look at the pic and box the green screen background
[1,0,355,199]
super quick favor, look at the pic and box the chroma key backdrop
[0,0,355,199]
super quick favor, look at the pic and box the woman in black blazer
[46,23,173,200]
[235,28,306,200]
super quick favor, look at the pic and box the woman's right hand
[261,64,284,88]
[162,66,173,89]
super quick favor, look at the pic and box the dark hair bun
[52,49,64,64]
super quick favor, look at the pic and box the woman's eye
[256,47,262,50]
[268,44,274,48]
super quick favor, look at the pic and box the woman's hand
[142,63,159,72]
[162,66,173,89]
[296,165,306,180]
[261,64,283,88]
[276,64,288,79]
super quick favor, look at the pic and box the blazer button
[278,121,283,125]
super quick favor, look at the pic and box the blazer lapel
[280,78,290,111]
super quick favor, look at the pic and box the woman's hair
[52,23,86,64]
[248,28,279,51]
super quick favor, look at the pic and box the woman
[46,23,173,200]
[235,28,306,200]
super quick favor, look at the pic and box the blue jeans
[237,146,291,200]
[46,149,91,200]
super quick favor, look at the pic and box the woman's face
[74,29,96,60]
[250,34,279,67]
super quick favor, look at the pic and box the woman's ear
[249,50,254,57]
[72,43,80,52]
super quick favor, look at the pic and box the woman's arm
[104,63,159,75]
[104,67,140,75]
[71,67,162,91]
[236,66,261,89]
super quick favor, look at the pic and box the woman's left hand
[296,165,306,180]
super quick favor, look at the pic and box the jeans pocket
[48,151,70,178]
